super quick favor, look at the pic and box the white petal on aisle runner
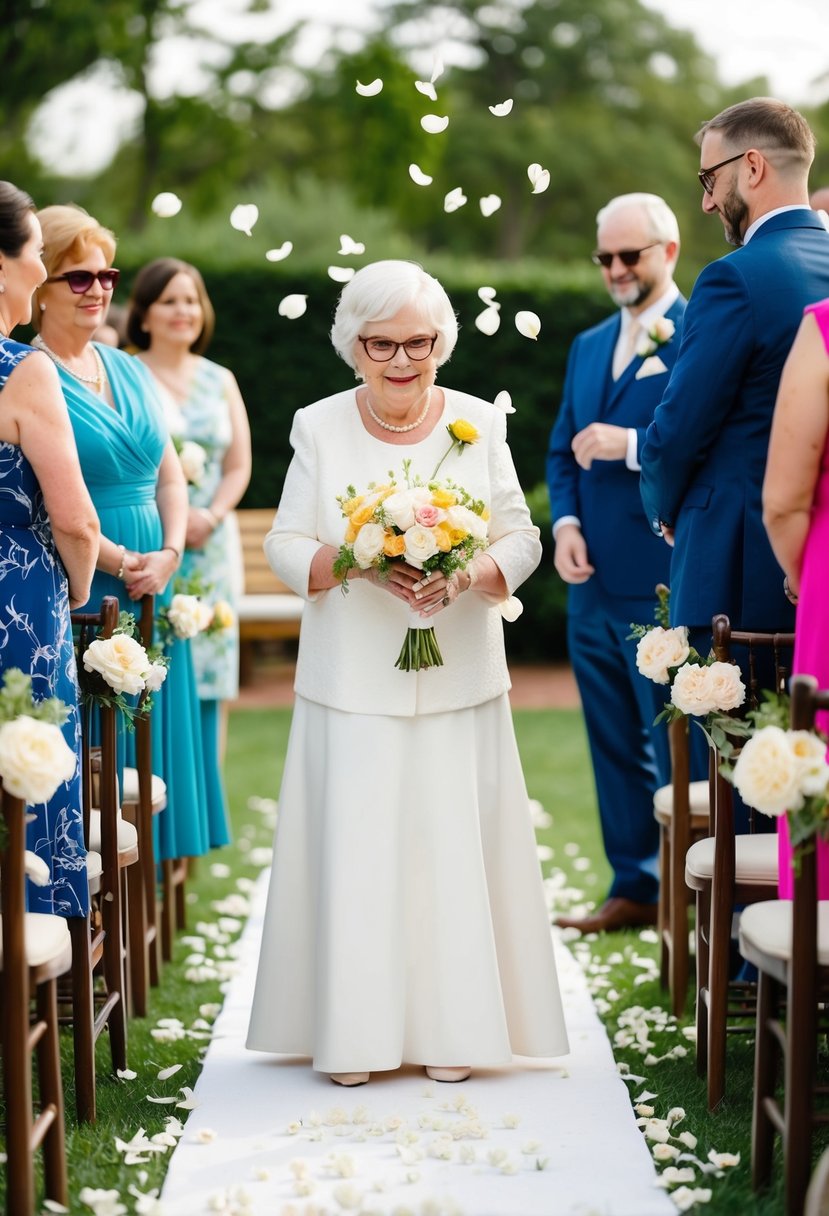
[161,871,673,1215]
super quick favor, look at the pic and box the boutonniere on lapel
[635,315,676,359]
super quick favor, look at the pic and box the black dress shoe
[555,897,658,935]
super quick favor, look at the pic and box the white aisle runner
[161,872,673,1216]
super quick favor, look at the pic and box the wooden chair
[1,785,72,1215]
[120,594,164,1015]
[739,674,829,1216]
[685,614,793,1110]
[654,714,711,1016]
[805,1145,829,1216]
[68,595,134,1121]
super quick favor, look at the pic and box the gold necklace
[33,335,106,392]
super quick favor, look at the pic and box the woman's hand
[185,506,216,549]
[355,562,419,605]
[409,566,474,616]
[123,549,180,600]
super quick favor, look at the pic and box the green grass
[2,705,818,1212]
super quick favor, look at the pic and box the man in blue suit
[641,98,829,638]
[548,193,685,933]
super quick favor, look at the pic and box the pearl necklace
[364,387,432,433]
[33,335,106,392]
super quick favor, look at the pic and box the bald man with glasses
[547,192,686,934]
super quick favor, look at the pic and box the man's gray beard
[609,280,651,308]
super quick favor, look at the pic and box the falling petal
[415,81,437,101]
[444,186,467,213]
[421,114,449,134]
[338,234,365,256]
[489,99,514,117]
[146,1095,179,1104]
[266,242,293,262]
[430,55,444,83]
[278,294,308,319]
[408,164,433,186]
[477,285,498,305]
[176,1086,200,1110]
[475,306,501,336]
[157,1064,183,1080]
[515,310,541,340]
[230,204,259,236]
[355,78,383,96]
[493,390,515,413]
[527,163,550,194]
[479,194,502,217]
[328,266,355,282]
[151,192,182,219]
[117,1068,138,1080]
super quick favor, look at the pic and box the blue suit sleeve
[640,259,752,531]
[546,340,581,523]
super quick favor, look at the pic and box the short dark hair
[126,257,215,354]
[0,180,36,257]
[696,97,815,170]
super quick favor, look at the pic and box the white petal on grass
[151,192,182,219]
[421,114,449,134]
[117,1068,138,1081]
[515,310,542,340]
[265,242,293,262]
[444,186,467,213]
[489,99,514,117]
[493,390,515,413]
[230,204,259,236]
[42,1203,70,1213]
[479,194,502,217]
[415,80,437,101]
[157,1064,183,1081]
[338,234,365,256]
[278,294,308,320]
[408,163,433,186]
[475,306,501,336]
[328,266,355,283]
[355,78,383,96]
[146,1095,178,1104]
[527,163,551,194]
[176,1086,199,1110]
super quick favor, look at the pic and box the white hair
[596,193,680,245]
[330,259,459,371]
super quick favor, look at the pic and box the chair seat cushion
[236,593,303,621]
[88,810,138,855]
[685,833,778,884]
[0,911,72,969]
[86,848,103,894]
[121,765,167,810]
[653,779,710,825]
[739,900,829,966]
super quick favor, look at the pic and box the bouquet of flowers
[333,430,489,671]
[0,668,76,813]
[158,573,235,641]
[81,611,168,727]
[172,435,209,486]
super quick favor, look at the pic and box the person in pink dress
[763,296,829,896]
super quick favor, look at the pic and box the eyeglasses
[358,334,437,362]
[45,269,121,294]
[698,151,746,195]
[590,243,661,269]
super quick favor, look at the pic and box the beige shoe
[330,1072,370,1086]
[425,1066,471,1083]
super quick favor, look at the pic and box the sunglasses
[45,268,121,294]
[591,243,661,269]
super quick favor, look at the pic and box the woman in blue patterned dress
[32,204,229,859]
[0,181,100,915]
[127,259,251,770]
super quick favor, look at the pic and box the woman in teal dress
[33,203,229,859]
[127,259,251,771]
[0,181,100,914]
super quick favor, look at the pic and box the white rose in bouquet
[705,661,746,712]
[732,725,804,817]
[635,626,690,684]
[179,440,208,485]
[167,594,211,639]
[0,715,77,803]
[403,524,440,568]
[789,730,829,797]
[83,634,150,696]
[383,488,430,531]
[670,663,717,716]
[352,522,386,569]
[445,504,488,541]
[144,662,169,693]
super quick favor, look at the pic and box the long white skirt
[246,694,569,1073]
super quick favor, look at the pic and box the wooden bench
[236,508,303,683]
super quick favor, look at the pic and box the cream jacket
[265,387,541,716]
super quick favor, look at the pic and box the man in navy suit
[641,98,829,638]
[547,193,685,934]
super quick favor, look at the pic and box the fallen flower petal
[278,295,308,320]
[527,163,551,193]
[355,78,383,96]
[151,192,182,218]
[415,80,437,101]
[489,99,513,116]
[444,187,467,213]
[421,114,449,134]
[116,1068,138,1081]
[157,1064,183,1081]
[328,266,356,283]
[195,1128,217,1143]
[515,310,541,340]
[479,194,501,217]
[338,235,365,256]
[493,390,515,414]
[475,306,501,336]
[408,163,433,186]
[229,204,258,236]
[266,242,293,262]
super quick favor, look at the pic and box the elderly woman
[33,204,228,861]
[0,181,99,915]
[764,298,829,897]
[247,260,567,1086]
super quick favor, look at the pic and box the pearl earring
[39,302,45,312]
[0,284,5,294]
